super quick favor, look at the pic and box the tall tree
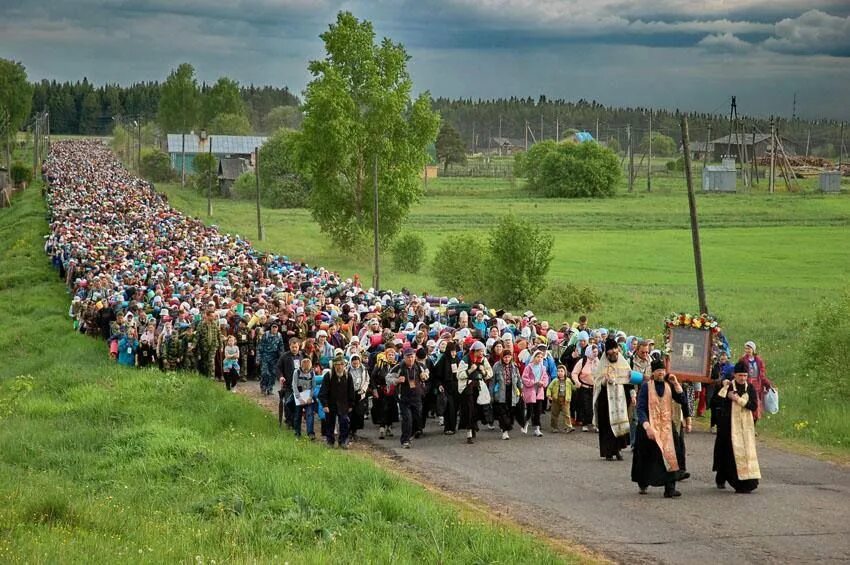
[208,113,251,135]
[202,77,245,127]
[158,63,200,187]
[263,105,302,132]
[0,59,33,167]
[435,122,467,171]
[298,12,440,249]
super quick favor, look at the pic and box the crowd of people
[43,140,771,498]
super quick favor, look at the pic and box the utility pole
[595,116,599,141]
[372,154,380,290]
[45,112,50,153]
[805,128,811,157]
[626,124,635,192]
[472,122,476,155]
[137,119,142,173]
[838,122,845,172]
[704,123,712,167]
[726,96,736,157]
[33,116,39,177]
[498,115,502,157]
[207,135,213,217]
[255,147,263,241]
[647,113,652,192]
[792,92,797,120]
[540,113,544,142]
[181,132,186,188]
[680,114,708,315]
[555,116,559,142]
[769,118,776,193]
[525,120,528,151]
[750,126,758,184]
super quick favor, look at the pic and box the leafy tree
[208,113,251,135]
[436,122,466,171]
[812,143,836,158]
[514,139,557,189]
[263,105,303,132]
[484,213,553,307]
[606,137,620,154]
[298,11,440,249]
[158,63,200,187]
[521,141,620,198]
[140,149,175,183]
[202,77,245,126]
[192,152,218,195]
[10,161,32,186]
[391,233,426,273]
[0,59,33,166]
[432,236,487,297]
[639,131,676,156]
[258,128,309,208]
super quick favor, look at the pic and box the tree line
[27,78,299,135]
[432,96,847,156]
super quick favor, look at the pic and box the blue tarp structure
[575,132,594,143]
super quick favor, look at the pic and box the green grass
[0,187,578,563]
[161,176,850,455]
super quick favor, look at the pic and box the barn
[710,133,796,162]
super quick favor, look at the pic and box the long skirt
[459,386,480,432]
[371,393,399,428]
[596,388,629,457]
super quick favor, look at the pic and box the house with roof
[166,133,267,172]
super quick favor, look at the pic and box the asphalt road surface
[241,383,850,564]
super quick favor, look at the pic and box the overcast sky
[2,1,849,119]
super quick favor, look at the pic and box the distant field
[160,175,850,453]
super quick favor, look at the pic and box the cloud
[697,33,754,54]
[762,10,850,56]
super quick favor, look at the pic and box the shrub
[806,289,850,399]
[432,236,487,297]
[140,149,175,183]
[391,233,426,274]
[521,141,621,198]
[231,171,256,200]
[666,157,685,172]
[640,132,677,157]
[534,281,601,316]
[484,213,553,307]
[10,161,32,186]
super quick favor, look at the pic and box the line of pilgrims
[42,140,766,498]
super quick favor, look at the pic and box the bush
[140,149,175,183]
[640,132,677,157]
[391,233,426,273]
[806,289,850,399]
[522,141,621,198]
[231,171,256,200]
[484,213,553,307]
[10,161,32,186]
[432,236,487,297]
[192,152,219,195]
[666,157,685,172]
[534,281,601,316]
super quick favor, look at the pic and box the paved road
[240,383,850,564]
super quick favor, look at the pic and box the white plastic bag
[764,388,779,415]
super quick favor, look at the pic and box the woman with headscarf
[492,349,524,440]
[713,361,761,493]
[457,341,492,444]
[521,349,550,437]
[739,341,773,423]
[571,343,598,431]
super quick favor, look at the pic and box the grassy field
[161,175,850,455]
[0,186,579,563]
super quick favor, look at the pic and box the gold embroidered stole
[648,381,679,472]
[730,390,762,480]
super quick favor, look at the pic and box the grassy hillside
[0,186,577,563]
[160,178,850,455]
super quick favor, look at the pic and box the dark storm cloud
[1,1,848,118]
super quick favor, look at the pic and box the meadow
[161,174,850,455]
[0,186,578,563]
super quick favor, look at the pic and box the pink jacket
[521,363,550,403]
